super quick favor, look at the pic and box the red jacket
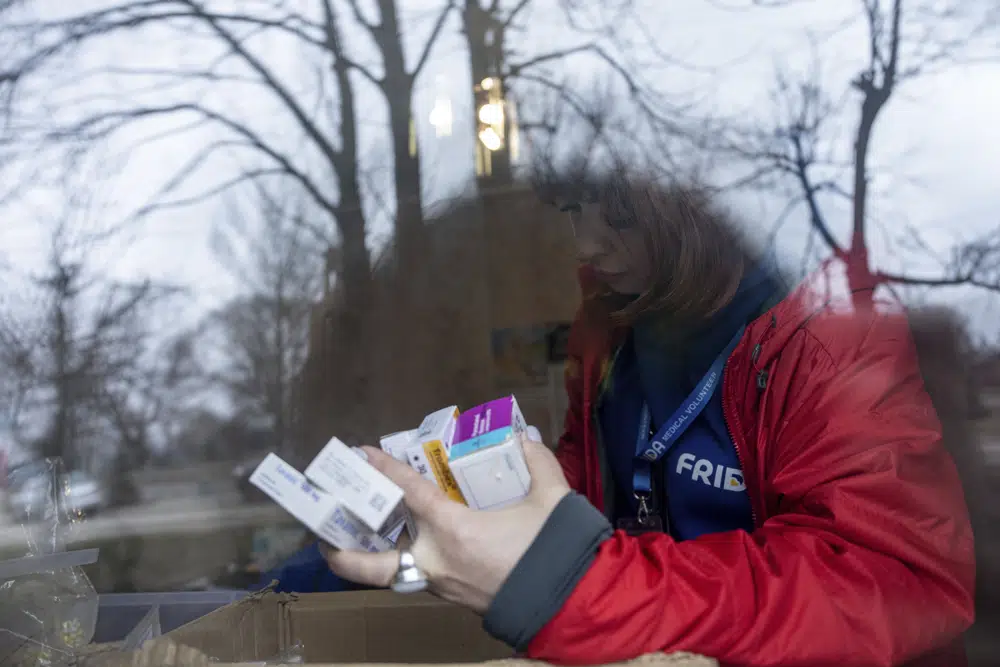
[529,264,976,667]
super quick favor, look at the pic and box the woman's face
[562,201,652,296]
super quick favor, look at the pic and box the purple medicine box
[450,396,527,460]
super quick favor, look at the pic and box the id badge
[616,514,665,536]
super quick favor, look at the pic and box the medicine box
[304,436,404,532]
[249,453,392,553]
[449,396,532,511]
[350,445,414,542]
[416,406,459,456]
[379,429,417,463]
[405,406,466,504]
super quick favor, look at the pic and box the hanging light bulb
[478,127,503,151]
[477,102,504,126]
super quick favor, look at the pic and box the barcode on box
[369,493,387,512]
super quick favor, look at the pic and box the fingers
[361,446,451,518]
[323,543,400,588]
[521,439,570,500]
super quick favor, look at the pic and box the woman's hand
[323,439,571,614]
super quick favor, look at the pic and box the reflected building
[301,185,578,451]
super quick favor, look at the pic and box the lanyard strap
[632,326,745,496]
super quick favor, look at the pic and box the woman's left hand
[323,439,571,614]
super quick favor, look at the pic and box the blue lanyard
[632,326,746,497]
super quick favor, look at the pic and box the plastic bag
[0,458,99,667]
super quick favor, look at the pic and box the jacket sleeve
[553,314,587,494]
[526,313,976,666]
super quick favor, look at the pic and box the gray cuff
[483,492,613,651]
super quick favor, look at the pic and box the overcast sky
[1,0,998,338]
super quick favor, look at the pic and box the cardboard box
[305,437,405,532]
[407,406,466,505]
[449,396,531,511]
[98,590,717,666]
[249,454,393,553]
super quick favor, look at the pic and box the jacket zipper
[722,356,760,529]
[725,311,778,530]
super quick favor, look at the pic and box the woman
[327,174,975,666]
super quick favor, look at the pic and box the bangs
[535,169,639,231]
[532,166,603,210]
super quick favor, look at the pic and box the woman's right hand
[323,440,571,614]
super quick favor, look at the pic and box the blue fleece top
[599,267,778,540]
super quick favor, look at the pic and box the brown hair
[536,169,752,326]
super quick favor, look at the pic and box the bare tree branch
[506,44,595,76]
[0,0,370,241]
[344,0,380,33]
[502,0,532,28]
[203,181,322,454]
[134,168,293,223]
[703,0,1000,297]
[788,130,847,258]
[181,0,341,168]
[412,0,456,77]
[877,271,1000,291]
[0,161,190,472]
[45,102,340,214]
